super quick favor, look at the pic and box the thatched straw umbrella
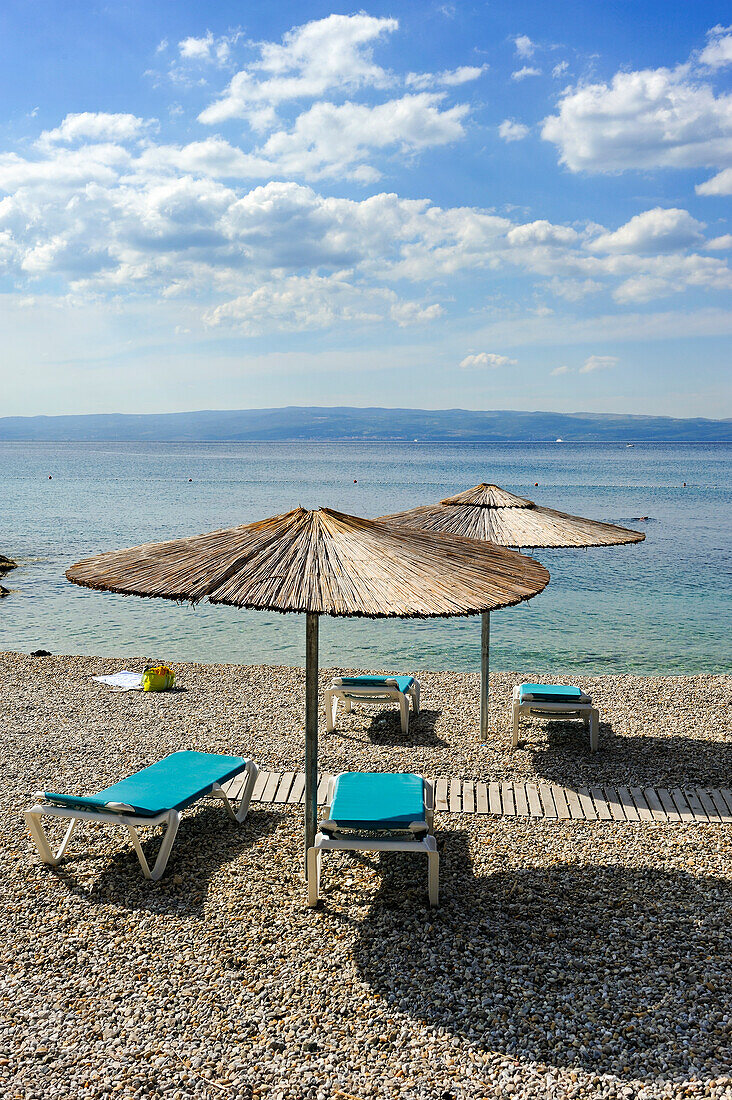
[379,484,645,737]
[67,506,549,874]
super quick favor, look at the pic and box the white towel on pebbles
[92,671,143,691]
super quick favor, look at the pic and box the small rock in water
[0,585,8,597]
[30,649,52,657]
[0,554,17,575]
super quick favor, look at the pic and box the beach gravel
[0,651,730,1100]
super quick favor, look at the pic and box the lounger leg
[399,694,409,735]
[208,762,259,825]
[344,698,352,713]
[306,846,321,906]
[126,824,152,879]
[325,690,336,732]
[211,786,238,823]
[412,682,420,716]
[126,810,180,881]
[235,762,258,822]
[424,779,434,830]
[511,703,520,749]
[589,709,599,753]
[25,809,78,867]
[55,818,78,861]
[427,850,439,907]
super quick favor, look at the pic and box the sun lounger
[307,771,438,907]
[24,750,259,881]
[512,683,599,752]
[325,675,420,734]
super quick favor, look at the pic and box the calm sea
[0,442,729,675]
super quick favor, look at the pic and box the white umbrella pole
[304,612,319,878]
[480,610,490,738]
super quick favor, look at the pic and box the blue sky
[0,1,730,418]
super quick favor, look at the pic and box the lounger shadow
[54,806,283,914]
[366,708,447,747]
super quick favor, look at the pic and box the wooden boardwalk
[223,771,732,824]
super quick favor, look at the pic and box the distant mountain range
[1,407,730,442]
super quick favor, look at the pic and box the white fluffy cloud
[611,253,732,302]
[138,95,467,186]
[514,35,535,59]
[406,66,486,90]
[698,25,732,69]
[579,355,617,373]
[696,167,732,195]
[507,220,578,246]
[186,15,476,180]
[542,61,732,173]
[547,277,602,301]
[0,144,131,190]
[0,93,729,334]
[499,120,529,142]
[459,352,517,368]
[178,31,240,66]
[512,67,541,81]
[439,65,487,86]
[706,233,732,250]
[0,9,729,386]
[199,14,397,125]
[204,272,441,334]
[256,94,468,182]
[38,112,150,147]
[4,138,726,311]
[133,137,271,180]
[589,208,706,254]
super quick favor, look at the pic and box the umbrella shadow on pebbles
[525,729,732,788]
[353,832,731,1082]
[53,808,281,916]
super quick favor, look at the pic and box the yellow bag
[142,664,175,692]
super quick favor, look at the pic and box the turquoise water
[0,442,729,674]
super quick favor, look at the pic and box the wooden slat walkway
[223,772,732,824]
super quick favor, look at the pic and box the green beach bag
[142,664,175,692]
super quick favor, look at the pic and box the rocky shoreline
[1,651,730,1099]
[0,554,15,597]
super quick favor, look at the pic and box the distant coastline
[1,406,730,443]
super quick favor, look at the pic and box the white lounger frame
[512,686,599,752]
[307,774,438,908]
[24,760,259,882]
[325,677,420,735]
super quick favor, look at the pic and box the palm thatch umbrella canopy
[379,484,645,735]
[380,483,646,549]
[67,506,549,873]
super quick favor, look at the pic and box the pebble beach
[1,651,730,1100]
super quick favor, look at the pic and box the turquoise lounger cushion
[520,683,588,703]
[329,772,425,830]
[45,751,249,817]
[338,675,414,693]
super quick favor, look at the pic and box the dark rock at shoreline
[0,585,8,597]
[30,649,52,657]
[0,555,17,575]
